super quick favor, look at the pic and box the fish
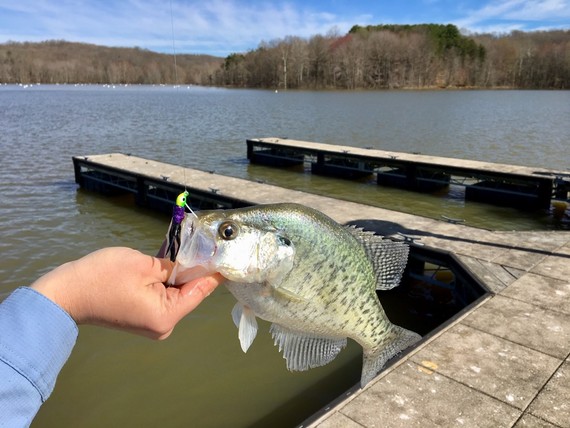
[170,202,421,387]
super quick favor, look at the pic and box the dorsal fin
[347,226,409,290]
[270,324,347,371]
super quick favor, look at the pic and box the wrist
[30,261,84,323]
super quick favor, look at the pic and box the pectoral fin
[270,323,347,371]
[271,286,307,303]
[231,303,258,353]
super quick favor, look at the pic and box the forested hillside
[0,40,222,85]
[214,25,570,89]
[1,24,569,89]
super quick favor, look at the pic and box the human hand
[31,247,223,339]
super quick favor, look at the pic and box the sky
[1,0,569,57]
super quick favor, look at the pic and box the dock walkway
[74,154,570,428]
[247,137,570,209]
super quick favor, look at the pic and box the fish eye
[219,221,239,240]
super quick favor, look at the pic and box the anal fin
[270,324,347,372]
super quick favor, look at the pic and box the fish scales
[171,202,421,387]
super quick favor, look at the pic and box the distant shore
[2,29,569,90]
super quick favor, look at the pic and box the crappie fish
[170,203,421,387]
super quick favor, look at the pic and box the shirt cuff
[0,287,78,402]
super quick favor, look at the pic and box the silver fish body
[171,203,420,387]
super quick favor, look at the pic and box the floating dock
[73,154,252,212]
[247,137,570,210]
[73,153,570,428]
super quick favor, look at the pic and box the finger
[175,274,224,310]
[156,275,222,334]
[149,255,176,284]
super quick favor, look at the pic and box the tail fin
[360,326,421,387]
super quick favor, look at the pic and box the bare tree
[2,28,568,89]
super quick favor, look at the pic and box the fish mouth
[168,216,217,285]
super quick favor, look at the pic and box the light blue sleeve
[0,287,78,427]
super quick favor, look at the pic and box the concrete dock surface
[80,154,570,427]
[309,229,569,428]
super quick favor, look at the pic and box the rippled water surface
[0,85,568,427]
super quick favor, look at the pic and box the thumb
[180,273,224,298]
[175,273,224,311]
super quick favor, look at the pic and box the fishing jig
[164,190,194,262]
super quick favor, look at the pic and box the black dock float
[377,166,451,192]
[311,152,375,179]
[246,144,304,167]
[247,138,569,210]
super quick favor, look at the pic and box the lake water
[0,85,569,427]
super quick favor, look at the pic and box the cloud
[505,0,570,19]
[1,0,567,56]
[168,1,367,50]
[0,0,378,55]
[455,0,570,33]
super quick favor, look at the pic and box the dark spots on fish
[355,317,366,327]
[302,271,315,284]
[310,259,326,271]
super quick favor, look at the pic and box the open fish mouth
[168,215,217,285]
